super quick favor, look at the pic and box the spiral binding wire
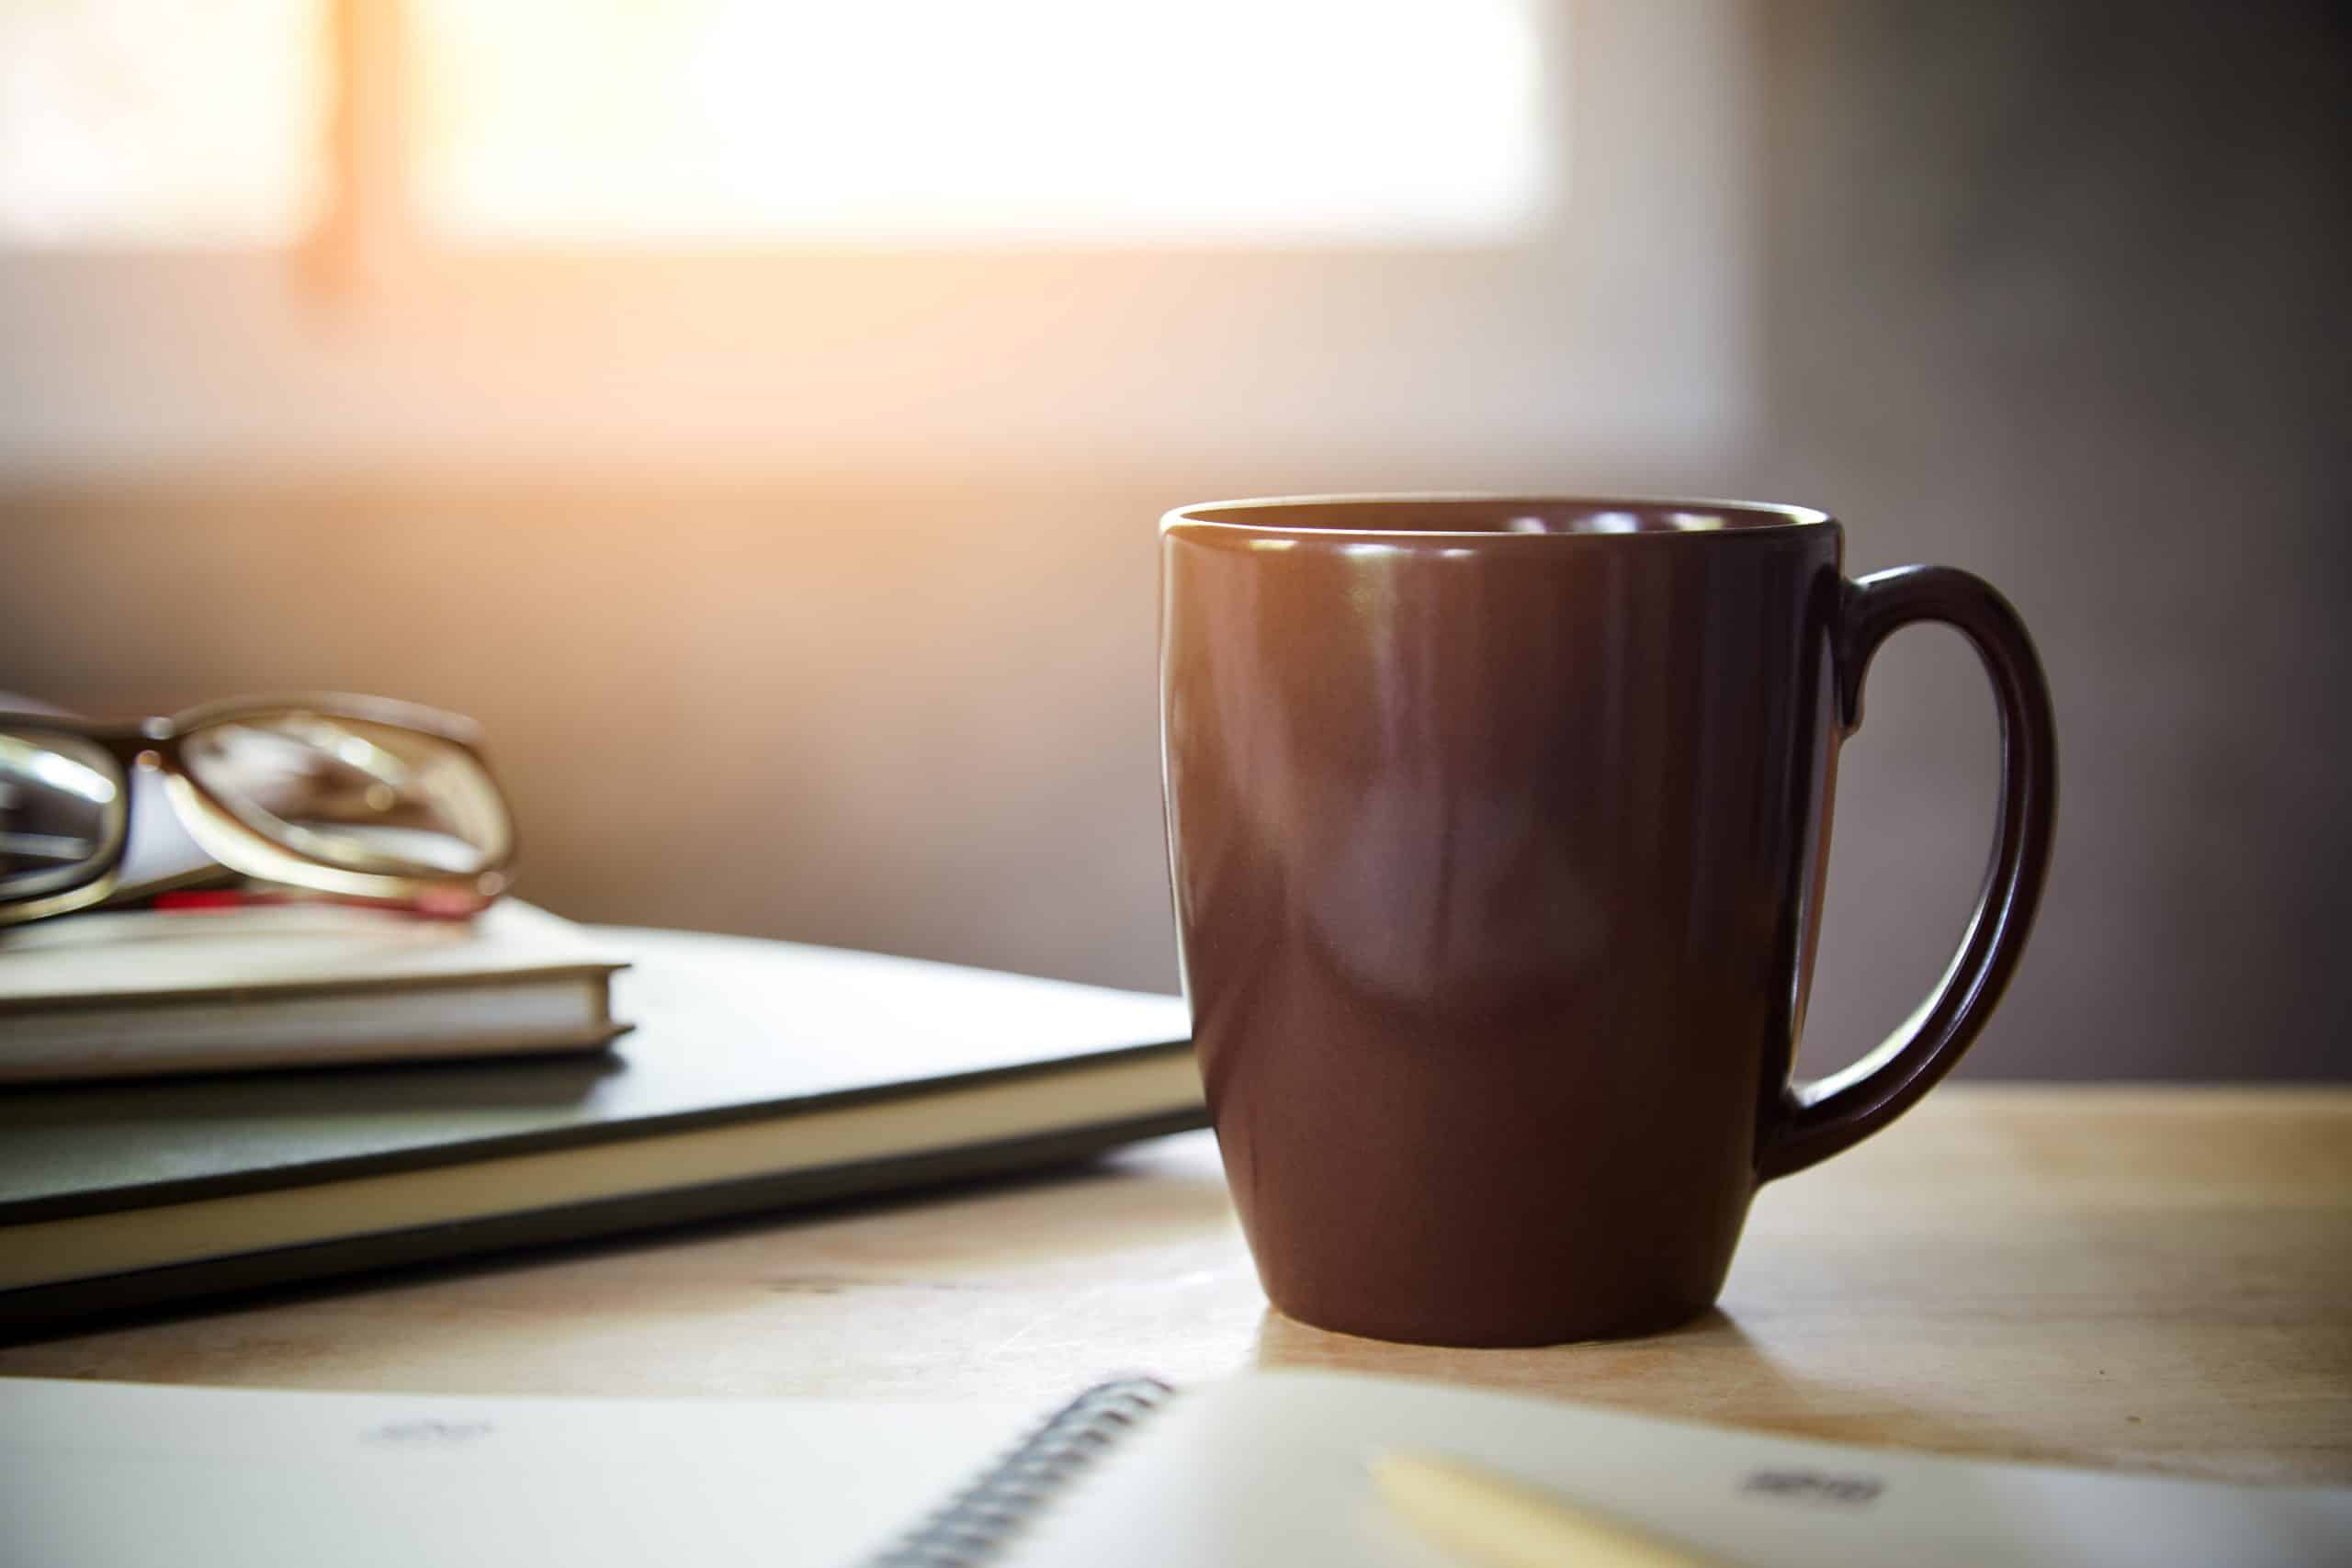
[865,1376,1176,1567]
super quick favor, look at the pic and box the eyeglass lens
[0,730,127,901]
[180,712,511,880]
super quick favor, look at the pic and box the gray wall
[1753,1,2351,1078]
[3,2,2346,1078]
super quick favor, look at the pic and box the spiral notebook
[5,1371,2347,1567]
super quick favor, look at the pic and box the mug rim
[1160,492,1836,542]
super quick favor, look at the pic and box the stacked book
[0,900,629,1081]
[0,901,1201,1336]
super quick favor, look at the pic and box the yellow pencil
[1372,1450,1729,1568]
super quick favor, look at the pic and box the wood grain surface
[5,1086,2347,1485]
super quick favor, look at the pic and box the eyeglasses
[0,694,514,927]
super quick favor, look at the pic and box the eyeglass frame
[0,693,514,927]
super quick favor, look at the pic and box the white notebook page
[1021,1371,2352,1567]
[8,1371,2347,1567]
[0,1378,1026,1568]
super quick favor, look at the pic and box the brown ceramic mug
[1159,496,2055,1346]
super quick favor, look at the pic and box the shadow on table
[1250,1304,2078,1470]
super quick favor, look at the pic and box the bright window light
[0,0,327,245]
[411,0,1551,246]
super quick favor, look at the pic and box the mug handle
[1758,565,2059,1181]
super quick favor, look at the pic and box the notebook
[2,1371,2344,1567]
[0,900,628,1081]
[0,927,1199,1336]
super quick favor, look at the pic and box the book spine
[866,1377,1174,1566]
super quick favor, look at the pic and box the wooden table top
[5,1086,2347,1486]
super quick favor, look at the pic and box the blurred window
[409,0,1545,246]
[0,0,329,245]
[0,0,1546,254]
